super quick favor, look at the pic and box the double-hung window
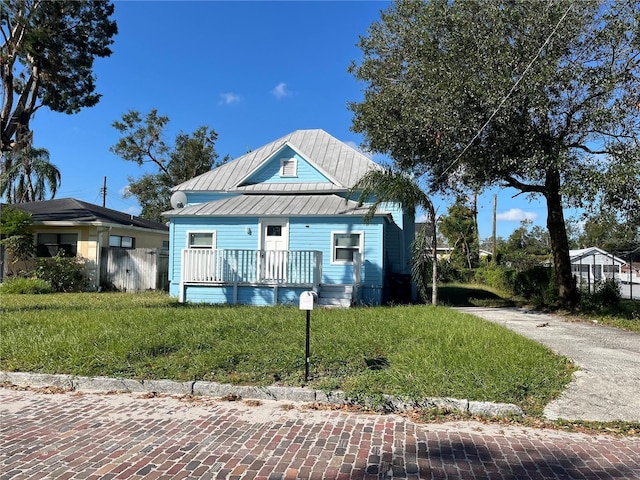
[332,232,363,263]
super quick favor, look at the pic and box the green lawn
[0,291,575,415]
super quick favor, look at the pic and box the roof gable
[570,247,626,265]
[173,129,380,193]
[236,142,342,187]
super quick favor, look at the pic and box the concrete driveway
[455,307,640,423]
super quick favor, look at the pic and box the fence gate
[100,247,169,292]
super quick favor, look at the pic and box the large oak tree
[1,0,117,152]
[349,0,640,307]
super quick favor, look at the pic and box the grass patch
[571,300,640,333]
[0,292,575,416]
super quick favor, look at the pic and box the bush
[475,264,517,294]
[437,259,474,283]
[579,279,622,310]
[33,253,89,293]
[0,277,54,294]
[513,266,557,307]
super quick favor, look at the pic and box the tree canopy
[438,196,479,270]
[349,0,640,306]
[0,0,117,153]
[111,109,226,222]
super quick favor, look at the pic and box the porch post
[233,251,238,304]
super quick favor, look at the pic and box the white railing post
[314,251,322,291]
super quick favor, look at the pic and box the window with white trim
[332,232,363,263]
[188,231,216,249]
[280,158,297,177]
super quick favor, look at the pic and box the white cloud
[271,82,291,99]
[496,208,538,222]
[219,93,241,105]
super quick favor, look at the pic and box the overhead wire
[436,2,575,181]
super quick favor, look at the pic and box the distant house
[570,247,629,286]
[621,262,640,282]
[163,129,415,307]
[1,198,169,290]
[414,223,491,261]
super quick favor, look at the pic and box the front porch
[178,249,361,306]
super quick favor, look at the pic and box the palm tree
[349,168,439,305]
[0,147,61,203]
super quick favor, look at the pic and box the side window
[332,232,363,263]
[109,235,135,249]
[188,232,216,249]
[37,233,78,257]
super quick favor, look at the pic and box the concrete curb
[0,370,524,418]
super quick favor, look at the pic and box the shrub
[0,277,54,294]
[512,266,557,307]
[437,259,474,283]
[475,264,517,294]
[33,252,89,293]
[579,279,621,310]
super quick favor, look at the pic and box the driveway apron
[454,307,640,423]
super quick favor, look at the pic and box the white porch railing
[181,249,322,287]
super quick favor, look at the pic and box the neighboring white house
[570,247,636,286]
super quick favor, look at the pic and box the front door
[260,218,289,282]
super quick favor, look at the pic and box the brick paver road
[1,387,639,480]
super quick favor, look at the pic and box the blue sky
[30,0,555,240]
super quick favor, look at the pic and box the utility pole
[101,176,107,207]
[492,194,497,263]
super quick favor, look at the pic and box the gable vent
[280,158,297,177]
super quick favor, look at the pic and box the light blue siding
[287,217,384,289]
[168,216,260,293]
[178,285,307,306]
[244,147,328,184]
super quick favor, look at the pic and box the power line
[438,3,574,181]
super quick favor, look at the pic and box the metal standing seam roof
[163,194,390,218]
[172,129,381,193]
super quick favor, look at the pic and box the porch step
[318,284,353,308]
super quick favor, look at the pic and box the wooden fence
[100,247,169,292]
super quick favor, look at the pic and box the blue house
[163,129,414,307]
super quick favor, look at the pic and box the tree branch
[503,176,545,194]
